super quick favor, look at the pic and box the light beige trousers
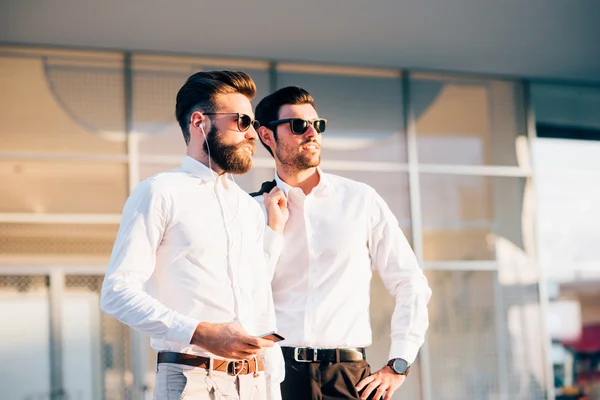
[154,363,267,400]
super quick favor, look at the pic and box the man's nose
[246,127,258,141]
[303,123,318,138]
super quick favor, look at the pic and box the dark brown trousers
[281,355,374,400]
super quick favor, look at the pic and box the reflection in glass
[420,175,526,261]
[427,270,545,399]
[411,76,525,166]
[0,53,126,154]
[369,272,422,399]
[0,160,128,214]
[534,140,600,281]
[427,271,499,398]
[0,275,51,399]
[532,84,600,134]
[0,223,119,264]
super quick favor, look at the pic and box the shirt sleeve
[263,227,284,278]
[254,195,284,278]
[262,344,285,400]
[367,189,432,364]
[100,179,200,345]
[250,203,285,399]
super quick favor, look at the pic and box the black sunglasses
[268,118,327,135]
[204,112,260,132]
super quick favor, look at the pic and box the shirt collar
[274,167,335,196]
[180,156,231,187]
[274,172,292,196]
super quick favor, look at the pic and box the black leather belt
[282,346,366,363]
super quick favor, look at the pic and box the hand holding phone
[260,331,285,342]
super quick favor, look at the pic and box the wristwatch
[386,358,411,376]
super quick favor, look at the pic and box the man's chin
[294,160,320,171]
[227,157,253,175]
[305,155,321,168]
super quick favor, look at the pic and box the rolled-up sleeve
[367,190,432,363]
[100,179,200,344]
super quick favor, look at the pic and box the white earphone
[199,122,216,179]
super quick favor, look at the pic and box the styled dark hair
[254,86,315,156]
[175,71,256,145]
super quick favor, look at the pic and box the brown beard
[204,125,255,174]
[275,138,321,171]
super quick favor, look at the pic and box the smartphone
[259,331,285,342]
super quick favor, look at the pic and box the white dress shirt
[254,168,431,364]
[100,156,284,399]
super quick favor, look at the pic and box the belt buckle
[294,347,318,363]
[227,360,248,376]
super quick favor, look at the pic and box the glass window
[532,84,600,137]
[427,269,545,399]
[62,275,103,400]
[0,48,127,154]
[369,272,422,399]
[411,74,526,166]
[133,55,271,157]
[0,275,50,400]
[0,159,128,214]
[277,67,407,163]
[420,174,526,261]
[531,86,600,400]
[533,138,600,281]
[531,83,600,284]
[64,275,133,400]
[100,308,132,400]
[0,223,119,264]
[427,271,501,399]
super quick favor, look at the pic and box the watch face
[392,358,410,374]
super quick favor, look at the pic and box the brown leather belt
[282,347,366,363]
[157,351,264,376]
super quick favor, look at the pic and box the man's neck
[276,163,320,195]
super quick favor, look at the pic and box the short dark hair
[175,71,257,145]
[255,86,316,156]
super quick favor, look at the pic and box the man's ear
[190,111,206,132]
[258,126,276,147]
